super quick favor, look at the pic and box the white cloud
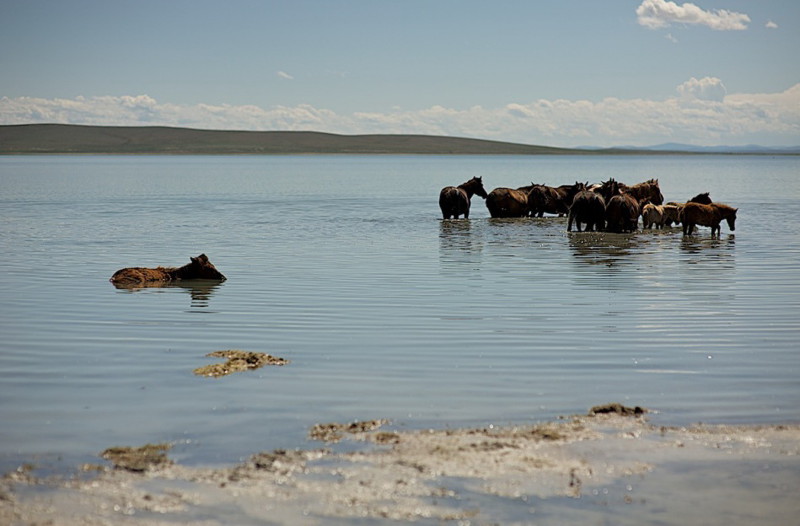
[636,0,750,31]
[765,20,778,29]
[276,71,294,80]
[676,77,727,102]
[1,82,799,148]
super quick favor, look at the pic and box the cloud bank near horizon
[2,80,798,148]
[636,0,751,31]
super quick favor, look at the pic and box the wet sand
[2,410,798,525]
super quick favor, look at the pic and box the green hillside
[0,124,590,155]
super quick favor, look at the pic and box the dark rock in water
[588,403,647,416]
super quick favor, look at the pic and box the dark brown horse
[682,203,737,236]
[110,254,226,286]
[688,192,712,204]
[605,192,641,233]
[439,176,488,219]
[667,192,713,208]
[528,182,585,217]
[485,184,536,218]
[667,193,713,224]
[567,189,606,232]
[596,178,663,206]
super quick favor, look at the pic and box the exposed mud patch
[309,419,389,442]
[3,413,799,525]
[193,350,289,377]
[101,443,172,472]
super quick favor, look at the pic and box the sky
[1,0,798,148]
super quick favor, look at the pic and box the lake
[1,154,799,474]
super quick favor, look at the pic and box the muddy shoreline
[4,406,799,525]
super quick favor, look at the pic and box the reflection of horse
[438,176,488,219]
[568,232,636,270]
[528,182,584,217]
[682,203,737,236]
[110,254,226,286]
[111,279,224,307]
[568,189,605,232]
[485,185,535,218]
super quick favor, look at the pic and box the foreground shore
[3,408,799,525]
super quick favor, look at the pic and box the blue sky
[1,0,798,147]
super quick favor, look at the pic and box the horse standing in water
[485,184,536,218]
[621,178,664,206]
[528,182,585,217]
[567,189,605,232]
[682,202,737,236]
[668,193,714,225]
[438,176,488,219]
[595,178,663,206]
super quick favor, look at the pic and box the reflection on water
[2,154,799,485]
[439,219,483,272]
[111,280,225,308]
[680,234,736,262]
[568,232,637,268]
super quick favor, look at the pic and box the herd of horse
[438,176,737,236]
[108,179,736,286]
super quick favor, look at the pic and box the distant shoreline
[1,124,796,155]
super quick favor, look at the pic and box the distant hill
[0,124,588,155]
[4,124,795,155]
[601,142,800,154]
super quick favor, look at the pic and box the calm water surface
[1,155,799,472]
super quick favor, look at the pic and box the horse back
[682,202,717,225]
[110,266,173,284]
[486,187,529,217]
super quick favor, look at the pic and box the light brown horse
[682,203,737,236]
[622,178,663,205]
[485,184,536,218]
[110,254,226,286]
[439,176,488,219]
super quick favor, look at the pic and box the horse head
[725,206,738,231]
[462,177,488,199]
[689,192,712,204]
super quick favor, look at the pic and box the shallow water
[1,154,799,473]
